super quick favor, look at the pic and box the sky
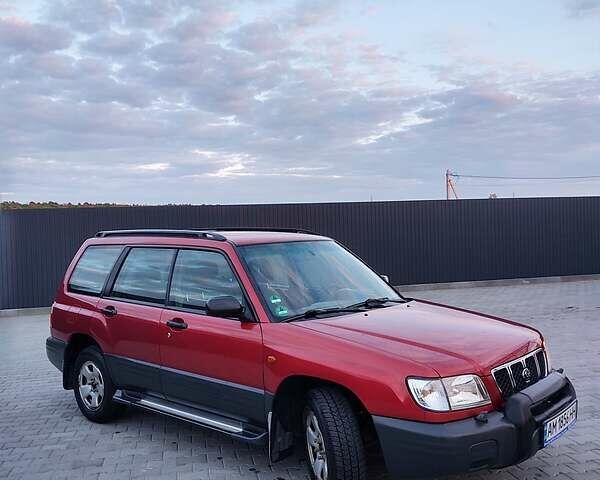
[1,0,600,204]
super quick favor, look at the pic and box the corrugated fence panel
[1,197,600,309]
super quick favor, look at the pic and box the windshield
[239,240,402,322]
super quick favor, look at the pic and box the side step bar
[113,390,267,443]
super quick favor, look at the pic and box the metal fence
[1,197,600,309]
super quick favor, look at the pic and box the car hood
[295,300,541,377]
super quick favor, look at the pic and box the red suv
[46,229,577,479]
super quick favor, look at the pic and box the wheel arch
[63,333,102,389]
[268,375,377,462]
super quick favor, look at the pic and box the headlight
[442,375,491,410]
[407,378,449,411]
[408,375,491,412]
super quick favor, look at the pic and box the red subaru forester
[46,229,577,479]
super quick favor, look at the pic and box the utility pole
[446,170,459,200]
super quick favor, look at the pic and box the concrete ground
[1,280,599,480]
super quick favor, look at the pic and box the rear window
[68,246,123,295]
[110,247,175,304]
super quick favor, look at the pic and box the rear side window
[68,246,123,296]
[168,249,245,311]
[111,248,175,304]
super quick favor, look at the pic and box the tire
[72,346,124,423]
[303,387,367,480]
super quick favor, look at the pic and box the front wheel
[72,346,124,423]
[303,387,367,480]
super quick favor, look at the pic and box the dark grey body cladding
[104,354,267,426]
[104,354,163,393]
[46,336,66,371]
[160,365,266,425]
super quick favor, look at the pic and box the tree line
[1,201,130,210]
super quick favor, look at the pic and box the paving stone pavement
[0,280,599,480]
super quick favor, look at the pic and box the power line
[444,169,600,199]
[459,179,600,186]
[451,173,600,180]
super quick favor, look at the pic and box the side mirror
[381,274,390,283]
[206,296,245,320]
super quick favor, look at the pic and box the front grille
[494,368,514,396]
[536,350,547,377]
[492,349,548,398]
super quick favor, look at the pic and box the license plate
[543,400,577,447]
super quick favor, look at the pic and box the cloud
[2,1,600,203]
[83,30,147,56]
[286,0,343,30]
[4,52,78,80]
[230,20,290,55]
[0,1,16,14]
[564,0,600,17]
[49,0,121,33]
[133,162,170,171]
[0,17,72,53]
[168,6,236,42]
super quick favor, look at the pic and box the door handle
[100,305,117,317]
[167,318,188,330]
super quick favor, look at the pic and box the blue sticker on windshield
[275,305,288,316]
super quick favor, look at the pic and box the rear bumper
[373,371,576,478]
[46,336,66,372]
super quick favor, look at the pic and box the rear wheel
[72,346,124,422]
[303,387,367,480]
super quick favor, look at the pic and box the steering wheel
[334,287,360,301]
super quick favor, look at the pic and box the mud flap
[268,411,295,463]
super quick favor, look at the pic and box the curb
[396,273,600,293]
[0,307,51,317]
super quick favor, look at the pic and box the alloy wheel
[306,410,328,480]
[78,361,105,410]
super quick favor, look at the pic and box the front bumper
[373,371,576,478]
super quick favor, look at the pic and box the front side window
[239,240,400,321]
[68,246,123,295]
[168,249,245,311]
[111,248,175,304]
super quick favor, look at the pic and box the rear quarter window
[68,246,123,296]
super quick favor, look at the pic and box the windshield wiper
[281,297,411,323]
[345,297,409,309]
[281,306,364,323]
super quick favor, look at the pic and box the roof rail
[95,229,227,241]
[208,227,320,235]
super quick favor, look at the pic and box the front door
[159,248,265,425]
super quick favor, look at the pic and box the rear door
[159,248,265,425]
[98,246,176,394]
[59,245,125,340]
